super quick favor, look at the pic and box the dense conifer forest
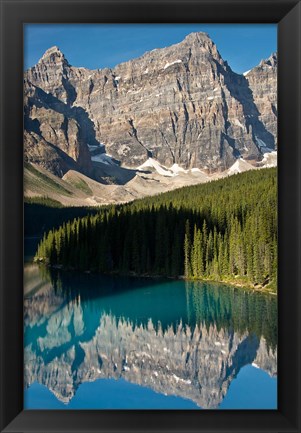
[35,168,277,291]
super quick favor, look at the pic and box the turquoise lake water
[24,265,277,409]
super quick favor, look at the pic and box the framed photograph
[0,0,300,432]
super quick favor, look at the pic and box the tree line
[35,168,277,291]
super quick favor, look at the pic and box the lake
[24,264,277,410]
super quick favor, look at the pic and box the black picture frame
[0,0,300,432]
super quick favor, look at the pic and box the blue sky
[24,24,277,74]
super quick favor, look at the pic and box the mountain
[24,33,277,204]
[243,53,277,147]
[24,156,261,207]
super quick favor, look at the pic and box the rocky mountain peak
[259,52,277,69]
[243,52,277,149]
[39,45,67,64]
[163,31,223,66]
[24,32,277,179]
[183,31,219,54]
[184,31,210,41]
[267,52,277,66]
[26,44,76,106]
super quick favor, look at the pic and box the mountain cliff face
[24,33,277,176]
[244,53,277,148]
[24,76,93,177]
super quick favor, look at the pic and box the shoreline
[191,277,277,296]
[35,260,277,296]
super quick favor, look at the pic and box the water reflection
[24,267,277,409]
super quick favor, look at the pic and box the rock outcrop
[244,53,277,149]
[24,33,277,176]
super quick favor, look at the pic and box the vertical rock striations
[24,33,277,176]
[244,53,277,149]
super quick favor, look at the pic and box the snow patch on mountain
[91,153,118,166]
[228,158,254,175]
[163,60,182,70]
[261,151,277,168]
[138,158,174,177]
[170,164,188,174]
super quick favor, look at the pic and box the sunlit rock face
[24,33,277,175]
[24,78,93,177]
[24,275,277,409]
[244,53,277,148]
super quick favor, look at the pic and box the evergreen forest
[35,168,277,292]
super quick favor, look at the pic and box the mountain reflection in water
[24,267,277,409]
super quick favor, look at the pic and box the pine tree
[184,220,192,278]
[34,168,277,291]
